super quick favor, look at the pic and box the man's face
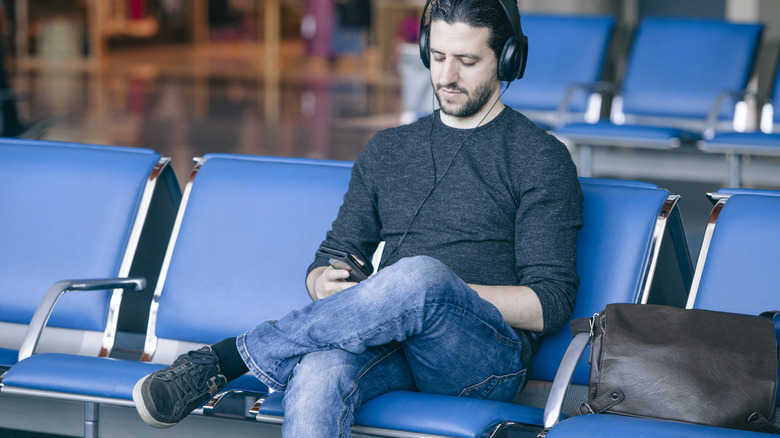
[429,21,500,120]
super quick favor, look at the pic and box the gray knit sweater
[309,107,583,360]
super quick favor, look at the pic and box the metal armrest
[249,394,270,416]
[704,89,762,139]
[706,191,731,205]
[541,331,591,430]
[18,277,146,362]
[555,81,616,128]
[201,389,267,420]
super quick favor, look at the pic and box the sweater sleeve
[515,136,583,336]
[307,140,383,278]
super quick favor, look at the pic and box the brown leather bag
[569,303,779,432]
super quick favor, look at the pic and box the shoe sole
[132,374,177,429]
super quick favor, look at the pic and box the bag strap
[568,314,627,419]
[749,412,780,434]
[570,316,592,337]
[568,389,625,418]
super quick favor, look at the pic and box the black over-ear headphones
[418,0,528,82]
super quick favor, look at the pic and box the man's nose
[437,59,459,87]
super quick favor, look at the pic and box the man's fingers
[325,266,351,281]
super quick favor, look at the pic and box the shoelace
[160,350,221,407]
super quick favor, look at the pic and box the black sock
[211,337,249,382]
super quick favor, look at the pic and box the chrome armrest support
[555,81,616,128]
[18,277,146,362]
[249,394,270,415]
[706,191,731,205]
[202,389,266,414]
[541,331,591,430]
[704,89,761,139]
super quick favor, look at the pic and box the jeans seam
[332,306,420,351]
[425,300,522,345]
[338,344,405,437]
[457,369,527,398]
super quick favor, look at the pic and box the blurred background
[2,0,780,258]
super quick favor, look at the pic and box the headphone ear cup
[497,36,520,82]
[419,25,431,69]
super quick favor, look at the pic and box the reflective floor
[13,42,401,184]
[9,41,780,259]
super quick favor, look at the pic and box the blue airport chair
[542,191,780,437]
[253,177,693,437]
[0,154,353,437]
[554,17,763,177]
[0,139,178,370]
[500,14,616,130]
[698,58,780,187]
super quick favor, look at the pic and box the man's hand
[306,266,360,300]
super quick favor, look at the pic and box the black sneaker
[132,346,228,428]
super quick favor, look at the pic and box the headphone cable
[384,85,509,263]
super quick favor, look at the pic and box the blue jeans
[237,256,527,437]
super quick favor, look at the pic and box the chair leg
[85,402,99,438]
[727,153,742,188]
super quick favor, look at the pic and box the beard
[434,79,495,118]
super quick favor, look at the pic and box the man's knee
[380,256,465,300]
[287,351,353,396]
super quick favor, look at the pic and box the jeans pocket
[457,369,527,402]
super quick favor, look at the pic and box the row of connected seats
[0,139,777,437]
[504,14,779,186]
[0,136,685,436]
[0,137,692,437]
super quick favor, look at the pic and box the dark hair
[428,0,516,62]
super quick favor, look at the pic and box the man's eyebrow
[430,48,482,61]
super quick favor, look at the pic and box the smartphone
[315,245,370,282]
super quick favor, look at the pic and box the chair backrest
[0,139,174,361]
[687,193,780,314]
[717,187,780,198]
[615,17,762,127]
[531,178,675,386]
[501,14,615,127]
[144,154,353,363]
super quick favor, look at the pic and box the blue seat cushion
[258,390,546,437]
[699,132,780,155]
[544,413,772,437]
[555,122,701,148]
[2,353,267,401]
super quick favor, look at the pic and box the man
[133,0,583,436]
